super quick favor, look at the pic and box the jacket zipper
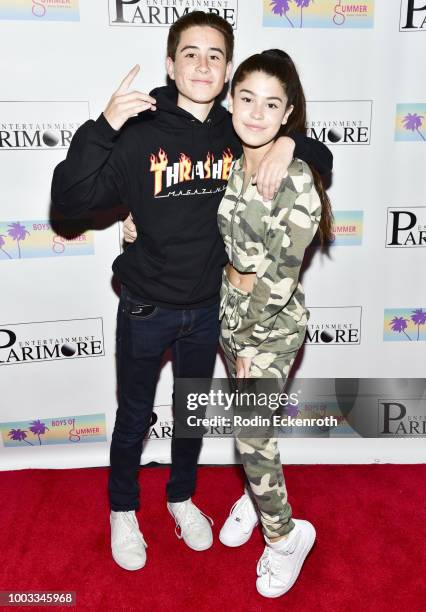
[230,182,245,267]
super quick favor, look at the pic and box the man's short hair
[167,11,234,62]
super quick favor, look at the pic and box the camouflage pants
[219,273,306,539]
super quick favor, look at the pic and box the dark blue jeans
[109,286,220,511]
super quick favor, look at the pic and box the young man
[51,12,332,573]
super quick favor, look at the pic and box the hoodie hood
[149,84,230,131]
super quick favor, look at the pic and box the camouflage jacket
[217,155,321,358]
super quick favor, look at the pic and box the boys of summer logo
[149,148,235,197]
[0,220,94,261]
[2,414,107,447]
[108,0,238,28]
[331,211,363,245]
[263,0,374,28]
[395,104,426,142]
[384,308,426,342]
[0,0,80,21]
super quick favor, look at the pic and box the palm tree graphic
[389,316,412,341]
[29,419,50,445]
[270,0,295,27]
[295,0,312,27]
[0,234,12,259]
[410,309,426,341]
[402,113,425,141]
[7,222,30,259]
[8,429,34,446]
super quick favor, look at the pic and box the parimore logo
[306,307,362,345]
[386,207,426,248]
[306,101,372,145]
[378,398,426,437]
[0,318,105,366]
[0,101,89,150]
[108,0,238,28]
[400,0,426,31]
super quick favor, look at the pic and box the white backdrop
[0,0,425,470]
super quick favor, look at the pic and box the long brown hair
[231,49,333,245]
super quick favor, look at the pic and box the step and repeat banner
[0,0,425,470]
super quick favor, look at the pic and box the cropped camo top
[217,155,322,358]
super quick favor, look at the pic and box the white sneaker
[110,510,147,571]
[256,519,316,598]
[167,498,213,551]
[219,492,259,547]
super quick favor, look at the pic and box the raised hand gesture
[103,65,156,131]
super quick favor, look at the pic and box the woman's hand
[253,136,294,201]
[123,213,137,243]
[236,356,252,379]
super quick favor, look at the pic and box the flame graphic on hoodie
[179,153,192,182]
[204,152,214,179]
[150,148,168,196]
[222,148,233,181]
[149,148,235,196]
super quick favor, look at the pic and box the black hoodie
[52,85,332,309]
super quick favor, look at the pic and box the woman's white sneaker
[219,492,259,547]
[256,519,316,598]
[110,510,147,571]
[167,498,213,551]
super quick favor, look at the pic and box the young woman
[216,49,333,598]
[122,48,332,596]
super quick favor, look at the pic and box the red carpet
[1,464,425,611]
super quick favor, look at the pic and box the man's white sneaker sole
[111,550,146,571]
[183,535,213,552]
